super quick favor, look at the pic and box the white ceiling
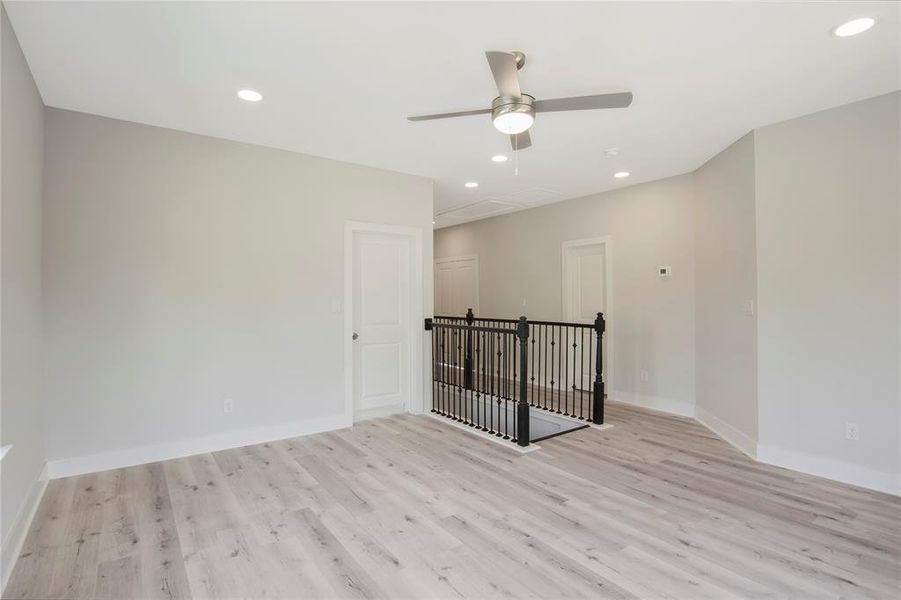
[7,1,899,228]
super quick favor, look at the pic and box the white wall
[42,109,433,472]
[693,132,758,455]
[0,5,47,585]
[435,175,696,415]
[755,92,900,493]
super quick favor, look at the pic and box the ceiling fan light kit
[407,50,633,151]
[491,95,535,134]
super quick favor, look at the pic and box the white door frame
[344,221,424,423]
[434,254,480,316]
[561,236,613,394]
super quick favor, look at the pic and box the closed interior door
[435,256,479,316]
[564,242,607,389]
[353,232,411,420]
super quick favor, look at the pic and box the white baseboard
[756,444,901,496]
[48,413,351,480]
[695,406,758,459]
[609,390,695,418]
[1,461,49,593]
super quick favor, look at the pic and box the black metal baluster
[503,334,510,439]
[458,325,463,422]
[452,329,458,420]
[587,324,594,421]
[529,330,536,407]
[481,330,488,431]
[432,329,441,413]
[543,324,548,411]
[557,325,563,413]
[443,327,448,414]
[457,328,463,422]
[468,329,473,426]
[554,325,564,413]
[571,326,577,417]
[563,325,569,415]
[555,325,560,412]
[476,331,485,427]
[512,339,517,443]
[549,326,556,413]
[496,331,502,435]
[579,327,585,420]
[458,328,464,421]
[440,327,446,415]
[464,309,474,391]
[489,332,495,434]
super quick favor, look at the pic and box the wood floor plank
[5,402,899,599]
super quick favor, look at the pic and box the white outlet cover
[223,398,234,413]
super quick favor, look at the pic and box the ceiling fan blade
[407,108,492,122]
[534,92,633,113]
[510,130,531,150]
[485,51,522,98]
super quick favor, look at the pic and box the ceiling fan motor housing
[491,94,535,134]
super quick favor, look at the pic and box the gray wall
[42,109,433,463]
[755,92,900,484]
[0,4,46,577]
[436,175,697,415]
[693,132,758,449]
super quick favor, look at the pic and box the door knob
[352,332,359,341]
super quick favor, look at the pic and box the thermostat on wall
[658,266,672,278]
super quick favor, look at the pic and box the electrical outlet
[640,369,649,383]
[845,422,859,441]
[223,398,234,414]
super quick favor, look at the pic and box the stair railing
[425,316,530,446]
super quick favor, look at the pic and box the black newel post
[517,316,530,446]
[592,312,605,424]
[464,308,475,390]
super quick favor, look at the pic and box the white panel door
[563,241,608,388]
[434,256,479,316]
[353,232,411,419]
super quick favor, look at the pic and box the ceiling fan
[407,51,633,150]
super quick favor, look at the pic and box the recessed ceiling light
[605,148,620,157]
[833,17,875,37]
[464,181,479,188]
[614,171,630,179]
[237,89,263,102]
[491,155,509,163]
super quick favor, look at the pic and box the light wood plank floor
[5,403,900,599]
